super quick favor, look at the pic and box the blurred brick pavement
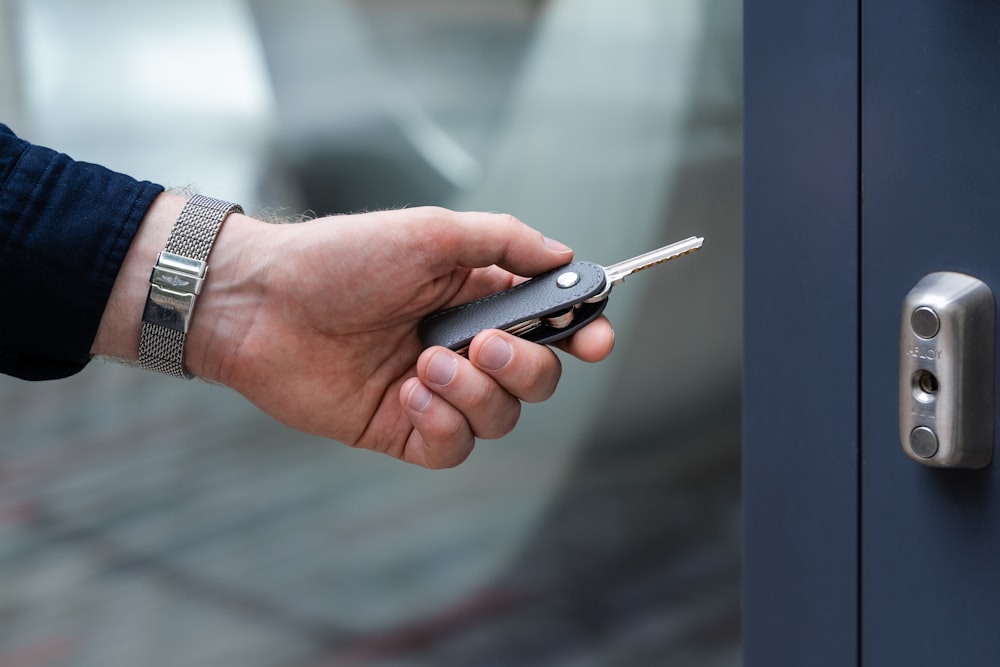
[0,360,738,667]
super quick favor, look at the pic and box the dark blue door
[862,2,1000,665]
[746,1,1000,665]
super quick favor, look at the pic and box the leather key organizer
[418,261,609,354]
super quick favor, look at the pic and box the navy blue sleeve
[0,123,164,380]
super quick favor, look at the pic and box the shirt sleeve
[0,123,164,380]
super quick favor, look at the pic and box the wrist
[91,192,268,382]
[182,210,268,382]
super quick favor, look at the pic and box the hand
[143,201,615,468]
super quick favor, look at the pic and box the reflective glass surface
[0,1,741,665]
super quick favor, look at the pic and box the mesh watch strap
[139,194,243,378]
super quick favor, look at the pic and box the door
[745,1,1000,666]
[862,2,1000,664]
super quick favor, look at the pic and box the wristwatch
[138,194,243,378]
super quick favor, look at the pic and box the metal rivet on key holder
[556,271,580,288]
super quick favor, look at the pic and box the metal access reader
[899,272,995,468]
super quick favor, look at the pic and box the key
[418,235,704,354]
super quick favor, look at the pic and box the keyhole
[912,369,939,403]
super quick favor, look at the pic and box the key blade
[583,236,704,304]
[603,236,704,285]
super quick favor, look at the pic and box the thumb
[418,208,575,277]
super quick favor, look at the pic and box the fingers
[397,319,615,469]
[399,377,477,469]
[397,345,525,469]
[397,330,564,468]
[415,338,530,436]
[467,331,564,403]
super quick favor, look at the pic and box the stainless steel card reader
[899,272,995,468]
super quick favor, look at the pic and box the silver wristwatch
[139,194,243,378]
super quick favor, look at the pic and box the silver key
[584,235,704,303]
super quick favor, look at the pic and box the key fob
[418,261,609,353]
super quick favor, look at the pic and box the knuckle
[427,432,475,469]
[409,204,450,219]
[412,206,460,236]
[497,212,521,229]
[429,445,474,470]
[468,383,496,413]
[474,399,521,440]
[421,435,470,470]
[435,413,469,447]
[519,350,561,402]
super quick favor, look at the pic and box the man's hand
[94,195,615,468]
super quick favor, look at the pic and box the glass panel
[0,1,741,664]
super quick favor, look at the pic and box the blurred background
[0,1,742,665]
